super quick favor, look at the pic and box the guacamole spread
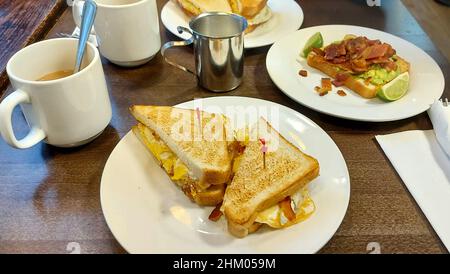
[358,63,400,86]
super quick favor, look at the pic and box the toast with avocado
[304,34,410,100]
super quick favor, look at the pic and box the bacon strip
[332,73,350,87]
[279,197,296,222]
[332,80,345,87]
[382,61,398,72]
[208,203,223,222]
[321,36,398,74]
[312,48,325,57]
[365,44,389,60]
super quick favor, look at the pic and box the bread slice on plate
[307,52,410,98]
[130,105,236,206]
[222,118,320,237]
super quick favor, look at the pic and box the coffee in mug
[37,70,73,81]
[0,38,112,149]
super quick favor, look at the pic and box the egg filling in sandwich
[220,118,320,238]
[130,105,238,206]
[173,0,272,33]
[306,34,410,99]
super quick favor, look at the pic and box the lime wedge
[301,32,323,58]
[377,72,410,102]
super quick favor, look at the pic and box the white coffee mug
[0,38,112,148]
[73,0,161,67]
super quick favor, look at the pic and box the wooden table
[0,0,66,92]
[0,0,449,254]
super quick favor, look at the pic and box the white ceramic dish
[266,25,445,122]
[100,96,350,253]
[160,0,304,49]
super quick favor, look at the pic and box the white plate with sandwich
[160,0,304,49]
[266,25,445,122]
[100,96,350,254]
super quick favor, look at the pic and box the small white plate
[266,25,445,122]
[160,0,304,49]
[100,96,350,254]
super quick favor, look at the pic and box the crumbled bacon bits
[314,78,332,96]
[208,203,223,222]
[298,70,308,77]
[321,78,332,92]
[337,90,347,96]
[319,90,329,97]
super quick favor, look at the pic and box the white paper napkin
[428,100,450,157]
[376,130,450,251]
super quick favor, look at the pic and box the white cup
[73,0,161,67]
[0,38,112,148]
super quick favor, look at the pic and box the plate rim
[100,96,351,254]
[266,24,445,122]
[160,0,304,49]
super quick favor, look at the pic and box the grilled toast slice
[222,118,320,237]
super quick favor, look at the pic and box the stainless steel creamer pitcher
[161,12,248,92]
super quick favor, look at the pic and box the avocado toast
[305,34,410,100]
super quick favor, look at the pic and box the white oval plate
[266,25,445,122]
[100,96,350,254]
[160,0,304,49]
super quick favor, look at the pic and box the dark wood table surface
[0,0,66,92]
[0,0,449,254]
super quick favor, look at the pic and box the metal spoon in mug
[74,0,97,73]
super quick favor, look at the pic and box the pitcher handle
[161,26,196,75]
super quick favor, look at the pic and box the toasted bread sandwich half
[221,118,320,238]
[173,0,272,34]
[307,35,410,99]
[130,105,238,206]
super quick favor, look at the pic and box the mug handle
[161,26,196,75]
[0,90,46,149]
[72,0,84,28]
